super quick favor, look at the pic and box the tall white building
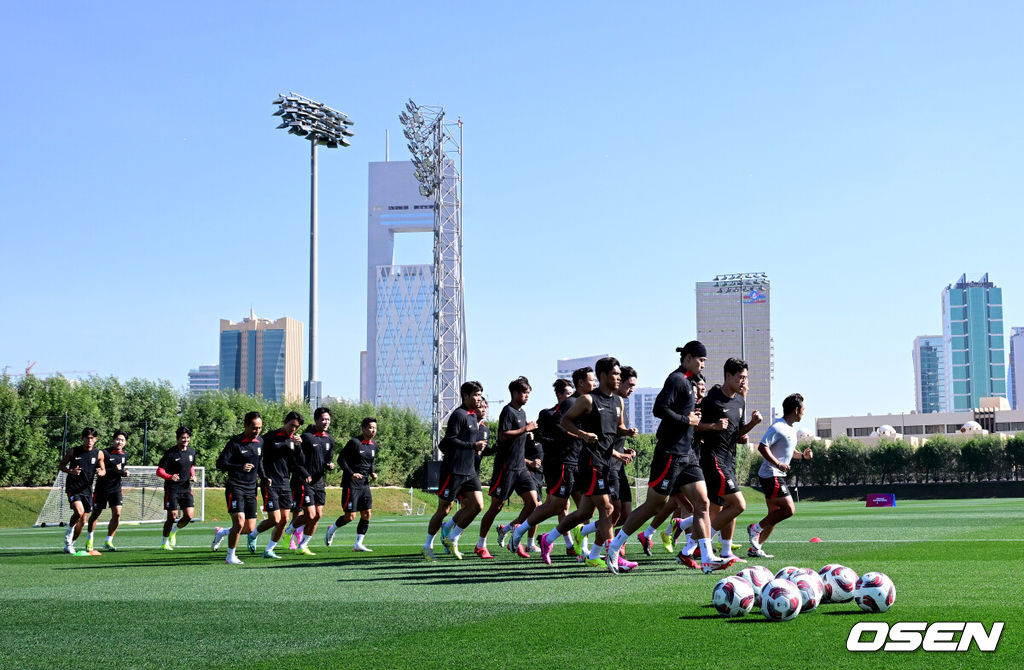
[625,387,661,434]
[696,273,772,444]
[187,364,219,396]
[1010,327,1024,410]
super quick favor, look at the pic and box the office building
[1010,327,1024,410]
[556,355,608,382]
[913,336,947,414]
[941,273,1006,411]
[816,398,1023,443]
[187,364,219,396]
[696,273,772,443]
[625,387,661,434]
[219,310,303,402]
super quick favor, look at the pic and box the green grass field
[0,495,1020,669]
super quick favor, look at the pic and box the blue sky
[2,2,1021,429]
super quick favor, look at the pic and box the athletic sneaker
[442,537,462,559]
[617,556,638,572]
[565,546,581,558]
[422,547,437,561]
[508,525,524,553]
[161,542,173,551]
[87,549,102,556]
[63,544,74,554]
[570,526,583,555]
[584,557,606,570]
[513,543,530,558]
[474,546,495,559]
[353,543,372,552]
[325,525,337,547]
[701,556,738,574]
[86,538,94,551]
[263,549,282,559]
[747,547,774,558]
[287,533,297,550]
[73,549,89,557]
[604,544,619,574]
[226,554,244,565]
[747,524,761,550]
[297,546,316,556]
[638,533,653,556]
[440,522,452,543]
[722,554,747,564]
[496,524,510,548]
[103,541,116,551]
[247,533,257,554]
[539,534,554,565]
[170,532,177,548]
[294,529,304,545]
[660,528,674,553]
[675,552,699,569]
[211,527,225,551]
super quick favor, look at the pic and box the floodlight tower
[272,92,354,409]
[399,100,466,458]
[713,272,769,360]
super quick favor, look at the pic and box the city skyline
[941,273,1006,411]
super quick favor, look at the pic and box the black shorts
[261,484,292,512]
[528,470,544,495]
[648,450,704,497]
[437,471,482,502]
[574,460,614,497]
[225,488,258,519]
[488,466,535,501]
[545,463,578,499]
[164,488,194,511]
[611,465,632,503]
[703,454,740,505]
[93,489,123,511]
[759,476,791,500]
[67,491,92,513]
[342,484,373,512]
[295,483,327,508]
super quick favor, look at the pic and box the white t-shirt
[757,418,799,478]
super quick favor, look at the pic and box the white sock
[698,538,713,561]
[299,533,312,548]
[678,515,694,532]
[65,527,74,542]
[105,535,113,543]
[424,533,435,549]
[563,534,574,548]
[581,522,598,537]
[712,529,721,543]
[683,534,696,555]
[266,540,277,551]
[544,529,563,546]
[721,538,733,556]
[526,538,537,549]
[476,537,486,549]
[588,541,603,560]
[88,531,94,540]
[163,534,170,541]
[355,533,365,545]
[609,529,629,553]
[449,525,465,542]
[215,528,230,541]
[227,548,236,560]
[512,520,531,541]
[643,525,658,539]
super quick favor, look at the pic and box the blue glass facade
[219,331,241,392]
[942,274,1006,411]
[218,316,301,403]
[914,336,945,413]
[261,329,286,402]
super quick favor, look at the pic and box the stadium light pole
[713,272,769,360]
[273,92,354,409]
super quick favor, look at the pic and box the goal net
[34,466,205,527]
[634,477,649,506]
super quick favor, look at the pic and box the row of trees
[0,375,429,487]
[741,435,1024,487]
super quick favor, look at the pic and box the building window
[818,429,831,439]
[903,425,923,435]
[852,427,872,437]
[925,424,944,434]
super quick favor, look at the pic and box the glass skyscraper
[1010,327,1024,410]
[912,336,946,413]
[219,310,303,403]
[941,273,1006,411]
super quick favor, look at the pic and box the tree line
[0,375,429,487]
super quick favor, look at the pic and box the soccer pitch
[0,498,1020,669]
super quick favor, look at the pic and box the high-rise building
[1010,327,1024,410]
[913,336,947,414]
[941,273,1006,411]
[219,310,303,402]
[187,364,219,396]
[556,355,609,382]
[696,273,772,444]
[625,387,661,435]
[361,161,437,420]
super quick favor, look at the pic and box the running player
[521,432,545,551]
[440,397,494,557]
[534,378,574,529]
[481,377,539,559]
[245,411,303,558]
[86,430,130,551]
[325,417,379,552]
[287,407,335,556]
[748,393,812,558]
[157,425,197,550]
[698,358,762,562]
[540,357,638,572]
[211,411,264,565]
[58,428,105,555]
[509,368,594,556]
[424,381,487,560]
[607,341,734,574]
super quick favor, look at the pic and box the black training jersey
[559,394,584,466]
[474,422,493,474]
[497,405,529,473]
[580,390,623,464]
[340,437,377,487]
[653,367,697,455]
[295,430,334,486]
[95,449,128,493]
[158,446,196,490]
[535,405,562,464]
[525,436,544,475]
[442,406,480,476]
[216,435,263,493]
[65,446,100,496]
[699,385,745,464]
[260,429,300,488]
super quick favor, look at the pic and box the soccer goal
[634,477,649,506]
[34,466,206,527]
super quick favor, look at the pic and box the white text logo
[847,622,1003,652]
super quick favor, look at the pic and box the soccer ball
[819,563,844,578]
[736,566,773,607]
[712,576,756,617]
[775,566,800,580]
[855,572,896,613]
[787,570,825,612]
[822,566,859,603]
[761,578,802,621]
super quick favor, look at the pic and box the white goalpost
[34,466,206,527]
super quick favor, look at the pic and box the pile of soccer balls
[711,564,895,621]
